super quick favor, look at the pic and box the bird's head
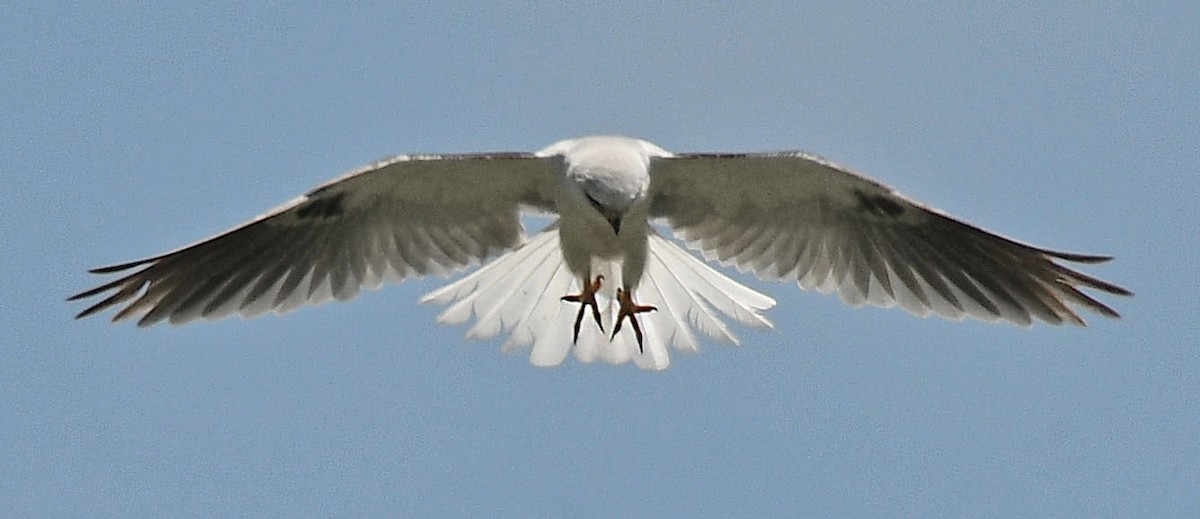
[547,135,668,234]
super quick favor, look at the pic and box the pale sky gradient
[4,3,1197,517]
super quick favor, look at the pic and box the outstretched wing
[648,152,1131,326]
[71,153,558,326]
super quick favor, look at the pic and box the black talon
[611,288,657,353]
[561,275,604,344]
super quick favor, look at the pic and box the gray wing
[649,152,1131,326]
[71,153,558,326]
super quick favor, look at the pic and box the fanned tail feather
[420,228,776,370]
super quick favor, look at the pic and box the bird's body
[549,136,658,291]
[72,135,1131,370]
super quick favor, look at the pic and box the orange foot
[612,288,657,353]
[561,275,604,344]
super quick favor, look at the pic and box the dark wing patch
[852,189,905,218]
[295,193,346,220]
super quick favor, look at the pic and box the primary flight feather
[71,135,1131,370]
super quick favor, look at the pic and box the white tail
[420,226,776,370]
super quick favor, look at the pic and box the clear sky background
[4,3,1197,517]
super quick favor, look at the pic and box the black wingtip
[73,301,107,320]
[1040,249,1114,264]
[88,257,155,275]
[67,281,119,302]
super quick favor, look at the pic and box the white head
[539,135,672,218]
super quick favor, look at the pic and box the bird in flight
[71,135,1131,370]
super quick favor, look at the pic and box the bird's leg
[561,275,604,344]
[611,287,657,353]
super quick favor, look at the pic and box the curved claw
[611,287,657,353]
[561,275,604,344]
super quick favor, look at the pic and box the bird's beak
[606,215,622,234]
[585,192,623,235]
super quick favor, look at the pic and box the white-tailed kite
[71,135,1130,370]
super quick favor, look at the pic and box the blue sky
[4,3,1197,517]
